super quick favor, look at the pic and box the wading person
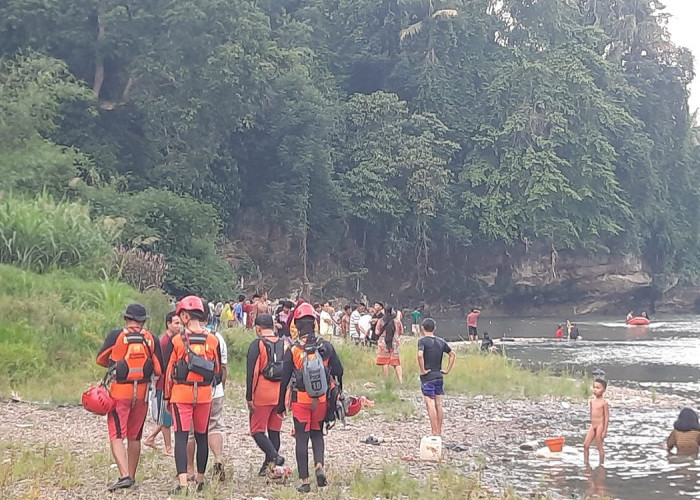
[246,314,286,476]
[583,378,609,464]
[143,311,181,456]
[666,408,700,455]
[96,303,162,491]
[375,306,403,383]
[417,318,455,437]
[164,295,221,494]
[277,304,343,493]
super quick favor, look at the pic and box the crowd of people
[89,295,460,495]
[89,296,699,496]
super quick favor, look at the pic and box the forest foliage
[0,0,698,299]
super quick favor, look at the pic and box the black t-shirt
[418,336,452,383]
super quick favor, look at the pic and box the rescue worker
[277,303,343,493]
[164,296,221,495]
[96,303,162,492]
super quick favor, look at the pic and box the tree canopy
[0,0,698,300]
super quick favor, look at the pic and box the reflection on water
[435,314,700,499]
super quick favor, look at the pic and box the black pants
[293,417,324,479]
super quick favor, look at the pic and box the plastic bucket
[545,437,565,452]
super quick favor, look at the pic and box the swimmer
[583,378,609,464]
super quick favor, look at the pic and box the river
[435,314,700,499]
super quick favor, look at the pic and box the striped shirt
[349,310,362,339]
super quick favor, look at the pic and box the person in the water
[666,408,700,456]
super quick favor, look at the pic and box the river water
[435,314,700,499]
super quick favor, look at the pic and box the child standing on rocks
[584,378,609,464]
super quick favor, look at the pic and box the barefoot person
[277,304,343,493]
[417,318,455,436]
[164,296,221,494]
[584,378,610,464]
[246,314,286,476]
[96,303,162,491]
[143,311,181,456]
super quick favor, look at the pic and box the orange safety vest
[165,330,220,405]
[97,328,161,401]
[290,343,329,405]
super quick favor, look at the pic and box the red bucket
[545,437,565,452]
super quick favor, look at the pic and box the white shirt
[319,310,334,336]
[358,314,372,340]
[212,331,228,399]
[349,310,362,339]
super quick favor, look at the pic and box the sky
[662,0,700,116]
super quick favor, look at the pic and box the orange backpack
[111,329,155,386]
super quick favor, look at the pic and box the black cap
[255,314,274,328]
[123,303,149,322]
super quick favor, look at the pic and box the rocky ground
[0,386,690,500]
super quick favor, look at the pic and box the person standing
[164,296,221,494]
[417,318,455,436]
[96,303,162,491]
[277,305,343,493]
[375,306,403,383]
[246,314,286,476]
[348,303,364,345]
[411,307,421,336]
[340,305,352,338]
[234,295,245,326]
[319,303,334,337]
[466,308,481,341]
[186,325,228,482]
[143,311,180,456]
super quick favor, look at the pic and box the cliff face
[227,226,699,315]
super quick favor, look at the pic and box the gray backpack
[300,342,328,398]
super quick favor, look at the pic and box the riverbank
[1,383,689,500]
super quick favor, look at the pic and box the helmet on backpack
[345,396,362,417]
[82,385,115,415]
[293,302,316,320]
[176,295,205,315]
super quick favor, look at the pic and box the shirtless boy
[583,378,609,463]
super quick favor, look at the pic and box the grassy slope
[0,264,171,402]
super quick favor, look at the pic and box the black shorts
[468,326,478,337]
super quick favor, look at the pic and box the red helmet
[293,302,316,320]
[176,295,205,315]
[345,396,362,417]
[82,385,115,415]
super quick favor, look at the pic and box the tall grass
[0,264,170,402]
[0,192,118,273]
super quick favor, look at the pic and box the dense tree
[0,0,698,300]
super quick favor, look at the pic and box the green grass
[0,264,170,402]
[220,329,585,409]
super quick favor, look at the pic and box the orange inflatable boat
[626,317,650,326]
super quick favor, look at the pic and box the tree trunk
[93,4,106,98]
[300,211,311,298]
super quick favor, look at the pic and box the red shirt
[555,328,564,339]
[243,304,254,328]
[467,311,480,328]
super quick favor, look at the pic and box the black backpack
[261,338,285,381]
